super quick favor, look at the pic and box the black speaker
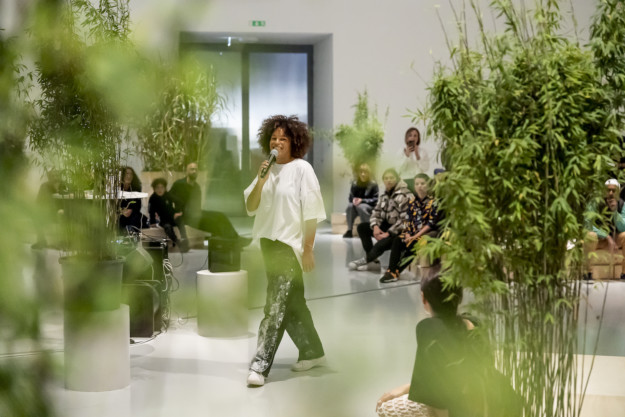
[208,237,241,272]
[122,281,160,337]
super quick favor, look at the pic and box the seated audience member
[398,127,429,194]
[119,166,145,232]
[344,163,379,238]
[380,173,434,283]
[583,178,625,280]
[169,162,251,247]
[148,178,188,252]
[376,274,521,417]
[349,168,413,271]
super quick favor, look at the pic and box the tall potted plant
[334,89,385,175]
[416,1,622,416]
[137,57,223,194]
[29,0,132,312]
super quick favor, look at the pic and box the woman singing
[244,115,327,387]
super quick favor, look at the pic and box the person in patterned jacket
[349,168,413,271]
[380,173,440,283]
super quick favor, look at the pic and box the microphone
[260,149,279,178]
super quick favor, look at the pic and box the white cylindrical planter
[64,304,130,391]
[196,270,248,337]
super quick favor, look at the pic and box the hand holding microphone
[259,149,279,179]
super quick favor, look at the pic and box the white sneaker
[291,356,326,372]
[356,259,380,271]
[247,371,265,386]
[348,257,368,270]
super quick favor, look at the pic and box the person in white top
[244,115,327,387]
[398,127,429,194]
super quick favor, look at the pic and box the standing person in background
[398,127,429,194]
[244,115,327,387]
[349,168,413,271]
[169,162,250,247]
[119,166,144,232]
[344,163,379,238]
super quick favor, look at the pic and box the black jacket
[348,181,379,206]
[148,192,177,225]
[169,178,202,221]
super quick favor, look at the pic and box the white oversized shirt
[244,158,326,266]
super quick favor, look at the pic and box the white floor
[17,225,625,416]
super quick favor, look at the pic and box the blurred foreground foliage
[1,0,217,415]
[28,0,133,258]
[0,23,52,417]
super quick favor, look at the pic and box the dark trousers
[180,210,238,240]
[357,221,395,263]
[387,230,438,276]
[387,237,417,277]
[160,222,179,244]
[250,239,324,377]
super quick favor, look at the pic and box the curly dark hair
[151,177,168,189]
[257,115,311,158]
[405,127,421,146]
[120,166,142,191]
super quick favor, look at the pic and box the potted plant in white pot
[28,0,133,313]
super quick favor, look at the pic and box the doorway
[180,40,313,213]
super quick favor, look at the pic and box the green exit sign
[250,20,266,27]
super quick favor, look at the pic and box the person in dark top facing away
[148,177,187,251]
[376,274,522,417]
[169,162,251,247]
[344,162,379,238]
[119,166,144,232]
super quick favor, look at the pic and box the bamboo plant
[28,0,131,259]
[334,89,386,174]
[590,0,625,122]
[415,1,622,416]
[138,58,223,172]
